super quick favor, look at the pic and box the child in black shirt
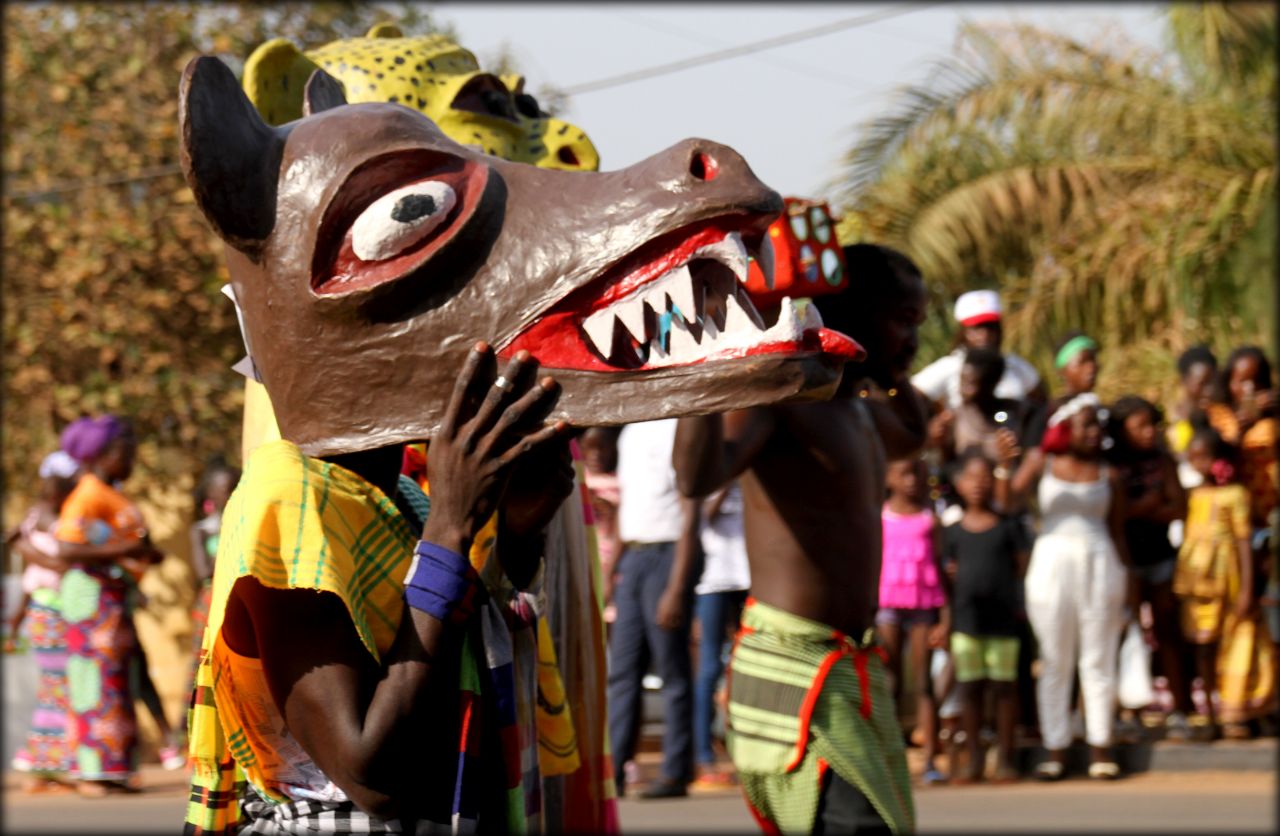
[943,448,1030,783]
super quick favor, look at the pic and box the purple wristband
[404,540,477,623]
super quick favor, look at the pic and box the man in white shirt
[691,482,750,787]
[911,289,1045,411]
[609,418,700,799]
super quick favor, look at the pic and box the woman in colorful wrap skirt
[7,451,82,792]
[55,416,163,796]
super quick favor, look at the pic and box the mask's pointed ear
[366,22,404,38]
[302,69,347,117]
[178,55,283,254]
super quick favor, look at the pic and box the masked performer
[178,36,853,831]
[226,26,614,832]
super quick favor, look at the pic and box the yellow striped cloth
[184,439,577,833]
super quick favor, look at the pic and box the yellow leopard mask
[242,22,598,172]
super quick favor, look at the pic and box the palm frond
[1166,2,1276,93]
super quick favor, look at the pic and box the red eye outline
[311,150,490,296]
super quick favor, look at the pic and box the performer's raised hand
[422,343,566,552]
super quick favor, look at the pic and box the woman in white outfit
[994,393,1134,780]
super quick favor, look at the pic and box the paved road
[3,596,39,767]
[4,769,1273,834]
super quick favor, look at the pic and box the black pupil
[391,194,437,223]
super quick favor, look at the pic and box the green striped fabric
[727,600,915,834]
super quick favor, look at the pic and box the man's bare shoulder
[755,395,879,467]
[770,393,869,430]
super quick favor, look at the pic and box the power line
[608,12,863,90]
[7,4,946,198]
[561,2,949,97]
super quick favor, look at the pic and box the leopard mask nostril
[557,146,579,167]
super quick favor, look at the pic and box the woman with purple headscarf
[54,416,161,796]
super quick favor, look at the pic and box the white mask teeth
[765,296,802,342]
[667,315,701,358]
[665,265,697,322]
[582,307,616,357]
[693,231,750,284]
[800,298,824,330]
[614,297,649,345]
[755,235,776,289]
[722,291,756,335]
[579,230,813,369]
[645,285,672,320]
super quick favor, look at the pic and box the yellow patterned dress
[1173,484,1276,722]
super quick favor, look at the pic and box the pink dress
[879,508,945,610]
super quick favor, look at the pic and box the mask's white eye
[351,181,457,262]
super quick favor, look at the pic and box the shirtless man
[674,244,929,834]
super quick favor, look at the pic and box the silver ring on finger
[493,375,513,393]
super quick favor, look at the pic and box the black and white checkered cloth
[240,791,396,834]
[238,784,451,834]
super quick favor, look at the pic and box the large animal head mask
[180,57,861,456]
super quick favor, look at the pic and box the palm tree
[836,3,1275,403]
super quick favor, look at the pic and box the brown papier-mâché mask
[179,57,864,456]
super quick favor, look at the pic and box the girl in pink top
[877,456,951,784]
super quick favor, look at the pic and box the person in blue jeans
[608,419,701,799]
[692,482,750,787]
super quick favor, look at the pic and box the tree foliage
[837,3,1276,404]
[2,2,448,518]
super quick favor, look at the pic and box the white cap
[39,450,80,480]
[953,289,1002,326]
[1047,392,1102,427]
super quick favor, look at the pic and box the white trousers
[1025,530,1127,750]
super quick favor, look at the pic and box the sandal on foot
[26,777,75,795]
[691,771,736,789]
[1222,722,1252,740]
[1088,761,1121,780]
[159,745,186,771]
[76,781,110,798]
[1034,761,1065,782]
